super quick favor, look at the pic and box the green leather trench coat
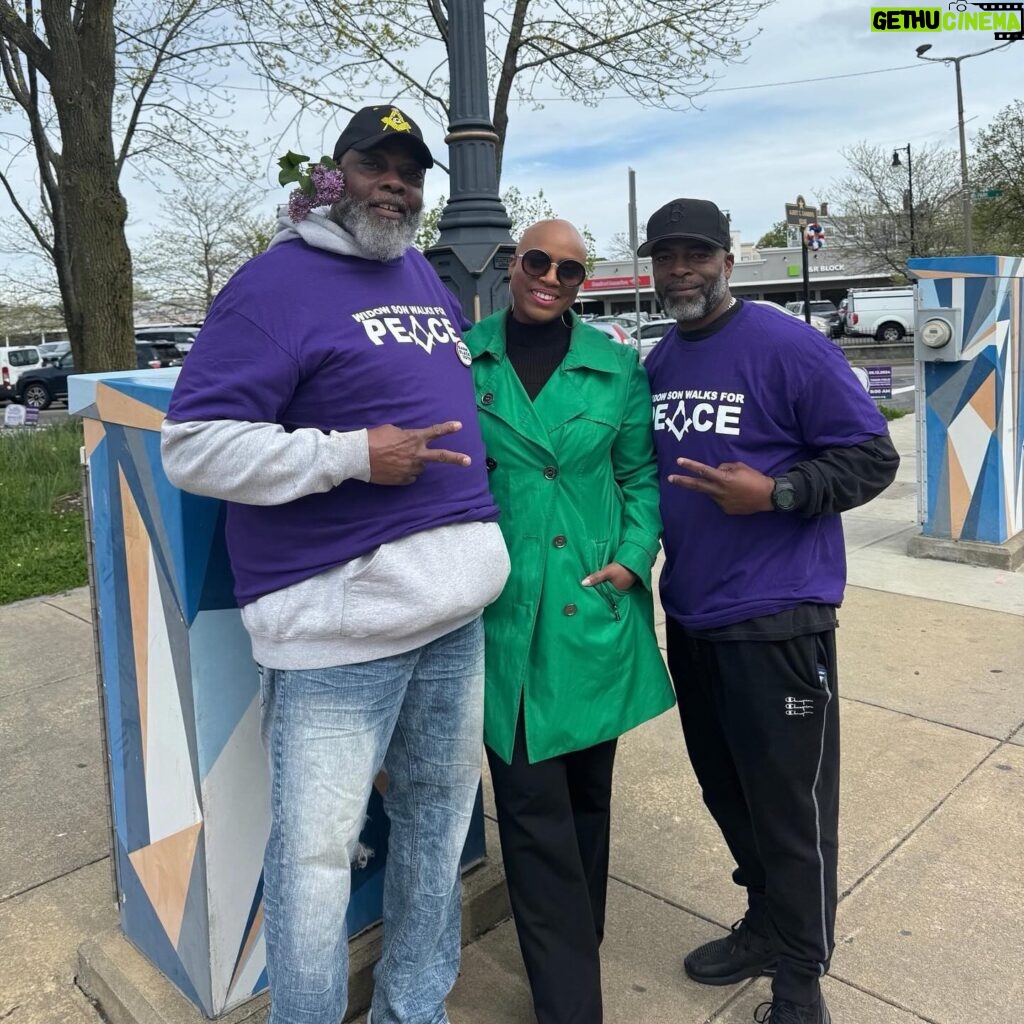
[466,310,674,764]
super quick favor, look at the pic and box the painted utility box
[69,368,485,1016]
[910,256,1023,548]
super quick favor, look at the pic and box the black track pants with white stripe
[666,617,840,1006]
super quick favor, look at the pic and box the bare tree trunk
[40,0,134,371]
[57,118,135,372]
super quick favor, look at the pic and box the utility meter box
[914,307,964,362]
[907,255,1024,552]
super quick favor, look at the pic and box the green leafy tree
[0,0,251,370]
[971,99,1024,255]
[240,0,777,183]
[414,195,447,253]
[756,221,790,248]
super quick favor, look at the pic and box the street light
[915,39,1018,256]
[425,0,515,320]
[891,144,916,256]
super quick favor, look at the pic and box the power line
[473,59,935,100]
[705,61,929,93]
[185,59,935,102]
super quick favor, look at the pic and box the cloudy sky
[214,0,1022,253]
[4,0,1023,281]
[487,0,1023,251]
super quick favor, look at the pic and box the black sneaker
[684,919,777,986]
[753,993,832,1024]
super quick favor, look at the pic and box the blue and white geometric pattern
[69,370,486,1015]
[910,256,1024,544]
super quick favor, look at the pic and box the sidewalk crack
[838,739,1001,905]
[40,599,92,625]
[839,693,1006,742]
[0,854,111,904]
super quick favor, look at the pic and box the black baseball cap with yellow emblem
[333,105,435,168]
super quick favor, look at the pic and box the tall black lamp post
[915,39,1018,256]
[425,0,515,322]
[891,144,916,257]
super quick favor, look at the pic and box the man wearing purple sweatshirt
[161,106,509,1024]
[643,198,899,1024]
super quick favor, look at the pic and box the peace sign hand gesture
[368,421,472,485]
[668,457,775,515]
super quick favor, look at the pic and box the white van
[845,286,915,342]
[0,345,43,401]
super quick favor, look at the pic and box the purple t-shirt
[645,301,888,631]
[167,238,498,604]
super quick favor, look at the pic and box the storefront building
[576,247,895,317]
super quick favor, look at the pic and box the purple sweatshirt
[645,301,888,630]
[167,238,499,604]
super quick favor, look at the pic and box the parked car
[750,300,832,338]
[134,325,201,355]
[785,299,837,319]
[588,313,651,330]
[14,344,182,409]
[844,286,915,342]
[831,298,849,338]
[1,344,43,401]
[587,321,633,345]
[135,341,185,369]
[785,299,843,336]
[36,340,71,365]
[13,351,77,409]
[626,318,676,361]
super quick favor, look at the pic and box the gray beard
[329,197,421,261]
[659,271,729,323]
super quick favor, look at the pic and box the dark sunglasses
[514,248,587,288]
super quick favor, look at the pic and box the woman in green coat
[466,218,674,1024]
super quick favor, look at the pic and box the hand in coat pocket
[581,561,637,592]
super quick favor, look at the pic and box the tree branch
[0,0,52,78]
[0,165,54,257]
[116,0,203,175]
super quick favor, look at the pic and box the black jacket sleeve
[785,434,900,517]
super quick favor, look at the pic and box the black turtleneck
[504,311,572,401]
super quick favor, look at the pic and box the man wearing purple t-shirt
[642,198,899,1024]
[160,106,509,1024]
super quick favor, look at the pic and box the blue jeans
[260,618,485,1024]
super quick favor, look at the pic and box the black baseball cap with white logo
[333,105,435,168]
[638,198,731,256]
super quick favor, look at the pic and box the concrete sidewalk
[2,412,1023,1024]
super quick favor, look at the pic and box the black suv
[15,344,183,409]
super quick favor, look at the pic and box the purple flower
[288,189,314,222]
[311,164,346,206]
[281,152,346,222]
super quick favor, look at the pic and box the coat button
[486,457,497,471]
[482,392,494,405]
[553,535,567,548]
[543,466,558,480]
[563,603,578,616]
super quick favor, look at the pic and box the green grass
[878,404,909,421]
[0,420,88,604]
